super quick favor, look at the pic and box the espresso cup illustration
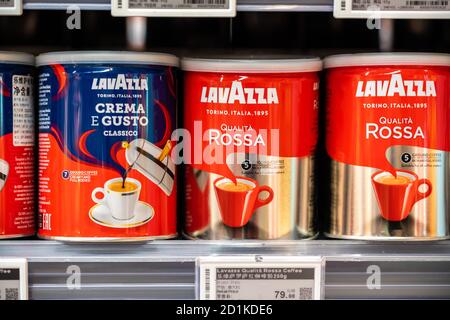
[92,178,142,220]
[214,176,274,228]
[371,170,432,222]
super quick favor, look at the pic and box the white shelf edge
[22,0,334,12]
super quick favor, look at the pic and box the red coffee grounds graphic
[51,64,67,98]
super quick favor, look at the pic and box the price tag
[334,0,450,18]
[0,258,28,300]
[111,0,236,17]
[0,0,22,15]
[197,256,323,300]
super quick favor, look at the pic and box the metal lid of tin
[181,56,322,73]
[324,53,450,68]
[0,51,35,65]
[36,51,179,67]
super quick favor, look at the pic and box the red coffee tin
[182,56,322,239]
[325,53,450,240]
[0,52,35,239]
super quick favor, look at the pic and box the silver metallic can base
[38,233,178,243]
[183,231,319,240]
[325,233,450,241]
[183,229,317,240]
[185,155,316,240]
[328,152,450,240]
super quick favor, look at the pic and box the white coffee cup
[91,178,141,220]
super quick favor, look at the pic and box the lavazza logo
[91,74,149,90]
[200,81,279,104]
[356,74,437,97]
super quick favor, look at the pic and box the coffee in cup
[92,177,142,220]
[108,181,138,193]
[217,182,253,192]
[375,175,411,186]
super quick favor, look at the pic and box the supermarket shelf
[23,0,334,12]
[24,0,110,10]
[237,0,333,12]
[1,240,450,299]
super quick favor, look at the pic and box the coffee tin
[37,51,178,241]
[325,53,450,240]
[0,52,35,239]
[182,57,321,239]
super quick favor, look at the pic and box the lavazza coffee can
[182,56,322,239]
[0,52,35,239]
[37,51,178,241]
[325,53,450,240]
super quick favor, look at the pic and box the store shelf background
[2,240,449,299]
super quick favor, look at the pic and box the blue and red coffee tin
[0,52,35,239]
[37,51,178,241]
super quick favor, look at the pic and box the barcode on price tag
[0,0,22,15]
[111,0,236,17]
[334,0,450,18]
[197,256,323,300]
[0,258,28,300]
